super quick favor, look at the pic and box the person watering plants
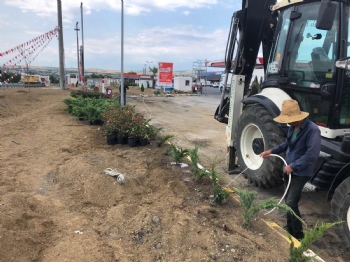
[260,99,321,240]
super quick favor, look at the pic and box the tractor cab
[265,0,350,138]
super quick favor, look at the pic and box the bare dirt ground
[0,86,348,262]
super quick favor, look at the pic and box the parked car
[200,80,212,86]
[212,82,219,88]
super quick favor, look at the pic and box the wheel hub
[240,123,264,170]
[252,138,264,155]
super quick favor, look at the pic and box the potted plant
[138,120,151,146]
[117,107,134,144]
[102,121,117,145]
[127,111,145,147]
[102,105,120,145]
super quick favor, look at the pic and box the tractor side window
[267,9,291,75]
[286,3,339,88]
[284,2,340,128]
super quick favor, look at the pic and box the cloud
[1,0,229,70]
[73,24,227,69]
[1,22,228,70]
[3,0,218,19]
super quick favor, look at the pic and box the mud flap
[227,146,240,174]
[214,97,230,123]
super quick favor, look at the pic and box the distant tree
[149,66,158,89]
[149,66,158,77]
[127,71,137,75]
[49,74,59,84]
[0,71,21,83]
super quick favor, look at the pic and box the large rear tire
[234,104,285,188]
[330,176,350,248]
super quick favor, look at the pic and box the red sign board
[158,62,173,85]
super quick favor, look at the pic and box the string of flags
[0,27,58,58]
[0,27,58,85]
[2,34,56,68]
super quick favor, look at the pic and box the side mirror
[316,2,336,30]
[336,57,350,70]
[320,83,335,100]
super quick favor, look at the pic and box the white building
[138,76,153,88]
[173,77,192,92]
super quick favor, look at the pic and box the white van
[200,79,212,86]
[219,69,265,93]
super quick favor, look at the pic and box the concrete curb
[263,220,325,261]
[127,94,201,98]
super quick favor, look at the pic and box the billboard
[157,62,173,86]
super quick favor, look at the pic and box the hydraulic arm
[214,0,276,122]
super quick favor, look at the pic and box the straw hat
[273,99,309,123]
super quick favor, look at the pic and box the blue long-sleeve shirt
[271,118,321,177]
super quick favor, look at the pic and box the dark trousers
[283,173,310,239]
[118,93,126,105]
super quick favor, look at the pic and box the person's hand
[284,165,293,175]
[260,150,272,158]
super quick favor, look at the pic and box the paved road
[200,85,225,99]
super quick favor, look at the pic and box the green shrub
[209,162,229,204]
[167,143,189,164]
[71,90,106,99]
[154,90,161,95]
[233,188,302,227]
[189,145,208,181]
[288,221,343,262]
[141,83,145,92]
[157,134,174,147]
[148,126,163,140]
[63,95,119,124]
[102,106,135,137]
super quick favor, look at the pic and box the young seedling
[157,134,175,147]
[288,221,343,262]
[167,143,190,165]
[233,187,303,227]
[148,126,163,140]
[209,162,229,204]
[189,145,208,181]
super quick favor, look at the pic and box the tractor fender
[243,88,291,118]
[243,95,280,118]
[327,162,350,201]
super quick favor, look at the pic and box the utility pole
[146,61,153,76]
[120,0,125,106]
[80,2,85,88]
[74,22,80,83]
[57,0,65,90]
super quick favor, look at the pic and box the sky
[0,0,241,72]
